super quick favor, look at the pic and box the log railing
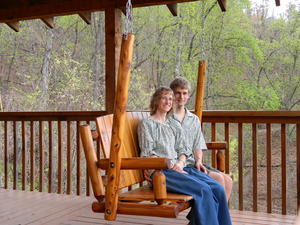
[0,111,106,196]
[0,110,299,215]
[202,110,300,215]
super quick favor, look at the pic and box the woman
[137,86,232,225]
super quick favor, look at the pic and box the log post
[105,8,122,113]
[195,61,225,170]
[194,60,206,120]
[153,170,167,205]
[105,33,135,221]
[80,125,105,202]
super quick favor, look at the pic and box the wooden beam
[195,60,206,120]
[6,21,19,32]
[79,13,92,24]
[206,141,227,150]
[97,157,171,170]
[105,33,135,221]
[0,0,200,23]
[41,17,54,28]
[166,4,177,16]
[92,201,181,218]
[105,8,121,113]
[275,0,280,6]
[217,0,226,12]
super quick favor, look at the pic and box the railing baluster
[39,121,43,192]
[225,122,229,174]
[238,123,243,210]
[57,120,62,194]
[281,124,286,215]
[4,121,8,189]
[48,121,52,193]
[297,124,300,211]
[252,123,257,212]
[76,121,81,195]
[22,121,26,190]
[67,121,71,195]
[30,121,34,191]
[211,122,216,168]
[86,121,90,196]
[266,123,272,213]
[13,121,17,190]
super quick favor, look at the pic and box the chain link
[124,0,133,38]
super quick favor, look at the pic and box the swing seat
[80,111,227,219]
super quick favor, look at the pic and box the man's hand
[172,160,188,174]
[143,170,153,183]
[195,160,207,174]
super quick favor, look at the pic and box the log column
[105,8,122,113]
[105,34,135,221]
[195,60,206,119]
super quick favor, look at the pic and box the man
[169,77,232,201]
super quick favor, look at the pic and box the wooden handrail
[0,111,107,121]
[0,110,298,121]
[202,110,300,123]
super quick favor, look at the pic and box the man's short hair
[170,77,191,92]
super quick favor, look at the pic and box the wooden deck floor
[0,189,297,225]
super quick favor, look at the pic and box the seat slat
[119,186,193,203]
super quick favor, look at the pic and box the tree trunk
[175,15,183,77]
[39,28,54,111]
[92,12,104,107]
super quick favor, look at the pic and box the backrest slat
[96,116,111,158]
[96,112,148,189]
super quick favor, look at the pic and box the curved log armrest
[97,157,171,170]
[206,141,227,150]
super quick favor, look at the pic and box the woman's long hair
[149,86,173,115]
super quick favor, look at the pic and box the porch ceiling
[0,0,202,23]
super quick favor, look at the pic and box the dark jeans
[162,167,232,225]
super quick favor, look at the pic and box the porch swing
[80,0,227,221]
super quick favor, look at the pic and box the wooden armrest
[97,157,171,170]
[206,141,227,150]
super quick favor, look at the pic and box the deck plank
[0,189,297,225]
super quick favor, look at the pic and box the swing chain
[124,0,133,38]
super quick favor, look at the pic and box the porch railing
[0,111,299,215]
[202,111,300,215]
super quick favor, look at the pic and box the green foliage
[0,0,298,112]
[234,81,281,110]
[229,137,238,181]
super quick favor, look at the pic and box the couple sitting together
[137,77,232,225]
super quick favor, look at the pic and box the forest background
[0,0,299,215]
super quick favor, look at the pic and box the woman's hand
[172,160,188,174]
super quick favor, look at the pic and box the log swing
[80,1,227,220]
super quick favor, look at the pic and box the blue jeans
[162,167,232,225]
